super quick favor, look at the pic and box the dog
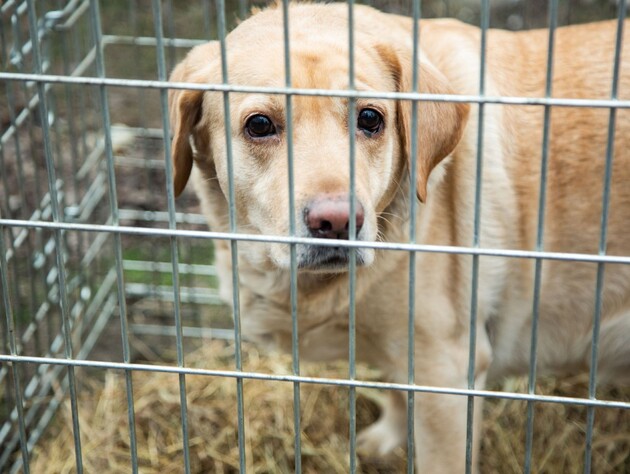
[168,3,630,472]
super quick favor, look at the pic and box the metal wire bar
[25,1,84,472]
[128,0,157,216]
[130,324,234,339]
[101,35,204,48]
[584,1,627,471]
[5,217,630,265]
[131,0,168,315]
[1,352,629,409]
[9,286,118,474]
[164,0,176,73]
[346,1,359,471]
[465,0,489,471]
[524,1,558,472]
[407,0,421,471]
[5,6,45,209]
[151,1,191,472]
[280,1,302,472]
[5,71,630,109]
[0,116,40,469]
[202,0,212,37]
[0,230,30,473]
[59,8,87,318]
[88,1,139,471]
[215,1,247,471]
[0,16,113,452]
[3,60,41,358]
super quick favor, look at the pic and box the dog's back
[420,19,630,381]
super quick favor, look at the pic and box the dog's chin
[269,245,375,273]
[298,246,374,274]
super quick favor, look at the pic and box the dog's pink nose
[305,195,364,239]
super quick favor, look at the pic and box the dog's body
[169,4,630,472]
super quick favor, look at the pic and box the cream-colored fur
[168,4,630,472]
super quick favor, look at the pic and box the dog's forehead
[223,6,390,90]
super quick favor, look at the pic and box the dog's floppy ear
[168,42,219,197]
[377,44,469,202]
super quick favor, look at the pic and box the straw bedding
[31,340,630,473]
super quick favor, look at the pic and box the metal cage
[1,0,629,473]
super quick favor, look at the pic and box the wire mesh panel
[1,1,630,473]
[1,1,115,469]
[0,1,232,471]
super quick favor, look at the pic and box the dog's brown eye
[246,114,276,138]
[357,108,383,135]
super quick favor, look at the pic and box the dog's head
[169,4,468,273]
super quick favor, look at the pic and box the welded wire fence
[1,0,629,473]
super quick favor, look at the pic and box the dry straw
[31,341,629,473]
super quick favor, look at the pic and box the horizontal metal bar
[125,283,222,304]
[114,156,165,169]
[2,353,629,410]
[118,209,207,225]
[102,34,204,49]
[130,324,233,339]
[2,71,630,109]
[123,260,217,276]
[111,125,164,139]
[2,218,630,265]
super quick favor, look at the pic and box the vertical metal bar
[16,48,43,209]
[465,0,488,472]
[11,4,44,302]
[346,1,358,472]
[202,0,212,37]
[280,1,302,472]
[0,11,7,68]
[406,0,421,472]
[73,0,95,340]
[151,1,192,473]
[584,2,626,471]
[25,1,84,472]
[8,30,50,350]
[0,109,12,224]
[0,136,10,222]
[69,8,90,193]
[524,1,558,472]
[49,92,65,192]
[135,0,163,298]
[215,1,247,472]
[129,0,151,193]
[238,0,248,20]
[88,2,139,472]
[0,229,30,474]
[165,0,176,73]
[59,19,84,269]
[4,71,40,355]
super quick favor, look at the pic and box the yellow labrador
[168,3,630,472]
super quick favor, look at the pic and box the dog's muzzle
[297,194,366,271]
